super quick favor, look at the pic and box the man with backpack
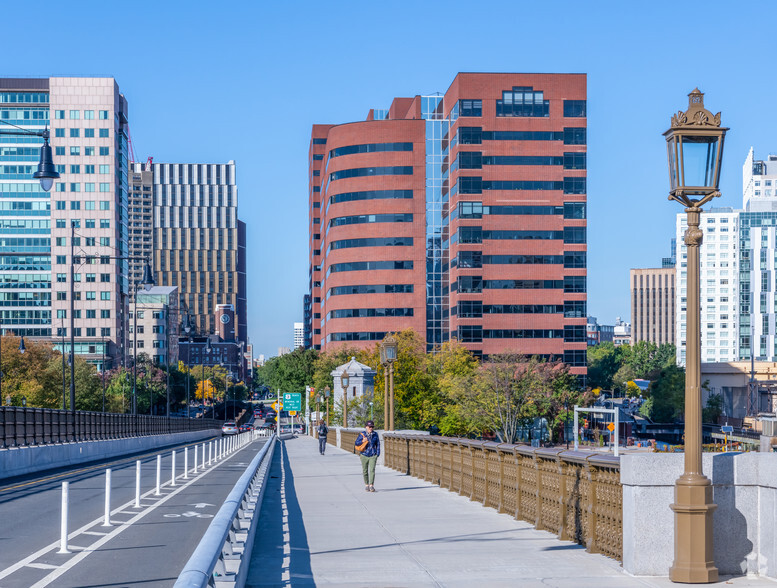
[317,420,328,455]
[355,420,380,492]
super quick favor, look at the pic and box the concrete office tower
[128,165,153,290]
[130,285,179,365]
[309,73,587,377]
[630,268,676,346]
[44,77,130,371]
[293,322,304,349]
[149,161,247,344]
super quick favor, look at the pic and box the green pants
[360,454,377,485]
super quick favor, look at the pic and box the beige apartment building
[630,267,675,346]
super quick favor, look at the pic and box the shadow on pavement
[247,440,313,587]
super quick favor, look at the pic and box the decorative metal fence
[383,433,623,562]
[0,407,221,449]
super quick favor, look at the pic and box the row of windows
[53,110,110,120]
[457,326,585,343]
[329,166,413,182]
[326,331,387,342]
[54,236,111,247]
[327,260,413,276]
[56,309,112,319]
[329,142,413,158]
[326,307,414,320]
[312,138,327,145]
[54,128,110,138]
[55,184,112,193]
[0,92,48,104]
[327,284,414,297]
[54,146,110,156]
[329,213,413,228]
[455,201,586,220]
[54,219,110,230]
[453,276,586,293]
[456,127,586,145]
[54,200,111,210]
[328,189,413,207]
[454,300,586,318]
[53,164,110,175]
[55,327,112,337]
[453,98,586,119]
[453,251,586,268]
[328,236,413,253]
[456,227,585,244]
[455,177,586,195]
[455,152,586,170]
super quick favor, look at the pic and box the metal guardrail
[175,432,276,588]
[0,407,221,449]
[383,433,623,562]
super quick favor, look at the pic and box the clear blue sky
[6,1,776,358]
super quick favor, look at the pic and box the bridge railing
[384,433,623,562]
[0,407,222,449]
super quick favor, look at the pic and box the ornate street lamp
[380,334,398,431]
[664,89,726,584]
[340,369,349,428]
[0,121,60,191]
[324,386,330,426]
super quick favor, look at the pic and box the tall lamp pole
[183,314,192,419]
[380,334,398,431]
[664,89,727,583]
[340,369,349,428]
[324,386,330,427]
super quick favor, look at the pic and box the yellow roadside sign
[289,410,297,416]
[607,422,615,432]
[272,402,283,411]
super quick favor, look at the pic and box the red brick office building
[308,73,587,377]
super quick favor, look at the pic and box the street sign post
[283,393,301,412]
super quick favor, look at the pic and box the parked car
[221,421,238,435]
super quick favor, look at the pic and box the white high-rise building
[293,322,304,349]
[675,148,777,366]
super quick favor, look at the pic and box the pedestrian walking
[317,420,328,455]
[355,420,380,492]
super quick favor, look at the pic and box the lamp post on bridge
[340,369,349,428]
[379,334,398,431]
[664,89,726,583]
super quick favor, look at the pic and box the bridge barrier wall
[0,428,220,480]
[622,452,777,578]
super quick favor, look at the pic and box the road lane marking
[26,563,58,570]
[0,440,261,585]
[81,531,109,536]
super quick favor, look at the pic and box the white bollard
[103,469,112,527]
[58,481,71,553]
[135,460,141,508]
[155,454,161,496]
[193,445,198,473]
[184,446,189,479]
[208,441,212,465]
[201,443,205,469]
[171,450,176,487]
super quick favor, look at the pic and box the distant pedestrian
[317,420,328,455]
[355,420,380,492]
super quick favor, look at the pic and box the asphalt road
[0,433,268,588]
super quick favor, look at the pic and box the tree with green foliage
[587,342,623,391]
[639,363,685,422]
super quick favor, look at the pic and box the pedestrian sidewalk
[246,434,774,588]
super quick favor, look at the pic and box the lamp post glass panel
[664,89,726,584]
[340,370,349,428]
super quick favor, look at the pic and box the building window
[563,100,587,117]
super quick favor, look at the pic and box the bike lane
[0,435,267,588]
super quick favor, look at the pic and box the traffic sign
[272,402,283,411]
[721,425,734,434]
[283,392,301,411]
[606,422,615,432]
[289,410,297,416]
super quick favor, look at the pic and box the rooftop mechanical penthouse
[308,73,587,377]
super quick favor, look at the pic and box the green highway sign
[283,392,301,411]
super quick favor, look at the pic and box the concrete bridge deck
[247,435,773,588]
